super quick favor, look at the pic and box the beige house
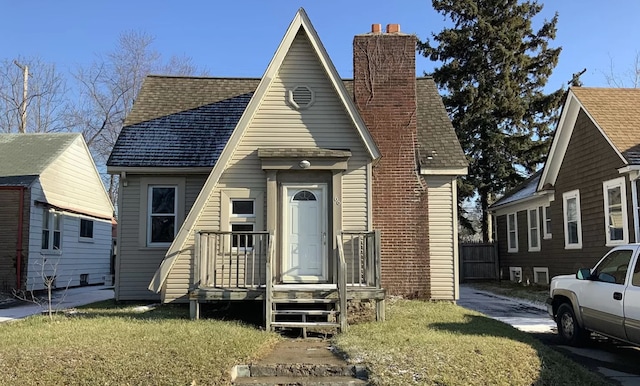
[0,133,114,291]
[107,9,466,332]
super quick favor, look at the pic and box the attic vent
[288,85,315,109]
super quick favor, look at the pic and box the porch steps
[270,290,342,337]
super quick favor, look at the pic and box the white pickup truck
[547,245,640,346]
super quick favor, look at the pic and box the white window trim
[79,218,94,243]
[507,212,518,253]
[509,266,522,282]
[542,205,552,239]
[41,208,63,253]
[230,199,256,219]
[527,207,541,252]
[147,185,178,247]
[221,190,264,251]
[563,190,583,249]
[533,267,549,285]
[138,177,185,249]
[603,177,629,246]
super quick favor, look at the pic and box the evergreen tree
[420,0,565,241]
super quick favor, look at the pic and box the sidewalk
[0,285,114,323]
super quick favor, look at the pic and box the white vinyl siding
[117,174,206,301]
[507,213,518,252]
[38,136,113,219]
[527,208,540,252]
[603,177,628,246]
[426,176,457,300]
[160,30,373,302]
[563,189,582,249]
[26,206,112,291]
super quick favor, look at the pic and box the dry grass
[0,301,280,385]
[334,299,609,386]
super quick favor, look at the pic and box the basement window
[533,267,549,285]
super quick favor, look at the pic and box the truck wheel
[557,303,587,346]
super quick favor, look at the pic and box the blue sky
[2,1,640,91]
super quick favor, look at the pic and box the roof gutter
[488,194,544,214]
[0,186,25,289]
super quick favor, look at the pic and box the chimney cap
[386,24,400,33]
[371,24,382,33]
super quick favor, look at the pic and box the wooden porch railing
[339,230,382,288]
[336,235,348,332]
[193,231,271,288]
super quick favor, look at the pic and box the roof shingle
[571,87,640,163]
[108,93,253,167]
[0,133,79,177]
[110,75,466,170]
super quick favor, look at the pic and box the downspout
[0,187,25,289]
[16,187,24,289]
[631,177,639,242]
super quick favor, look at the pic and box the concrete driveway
[0,285,114,322]
[459,284,640,386]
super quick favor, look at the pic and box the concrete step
[233,375,367,385]
[232,364,368,385]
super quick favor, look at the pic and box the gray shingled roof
[416,78,468,170]
[0,175,38,187]
[124,76,260,126]
[0,133,79,177]
[109,75,466,169]
[108,93,253,167]
[490,170,541,209]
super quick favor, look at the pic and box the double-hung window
[148,186,177,245]
[230,199,255,248]
[42,209,62,250]
[80,218,94,241]
[507,213,518,252]
[603,177,628,245]
[543,205,552,239]
[528,208,540,252]
[563,190,582,249]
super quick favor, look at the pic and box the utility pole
[13,60,28,133]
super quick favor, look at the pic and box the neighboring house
[107,9,466,329]
[0,133,115,291]
[490,87,640,284]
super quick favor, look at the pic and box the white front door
[282,184,327,282]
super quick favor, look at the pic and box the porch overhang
[258,147,351,171]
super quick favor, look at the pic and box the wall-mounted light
[299,160,311,169]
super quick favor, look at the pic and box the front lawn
[334,299,608,385]
[0,299,609,385]
[0,302,279,385]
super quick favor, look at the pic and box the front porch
[189,230,385,333]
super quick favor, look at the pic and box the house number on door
[334,197,341,205]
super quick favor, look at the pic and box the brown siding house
[490,87,640,283]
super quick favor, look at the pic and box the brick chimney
[354,24,430,297]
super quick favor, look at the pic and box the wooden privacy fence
[459,242,498,281]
